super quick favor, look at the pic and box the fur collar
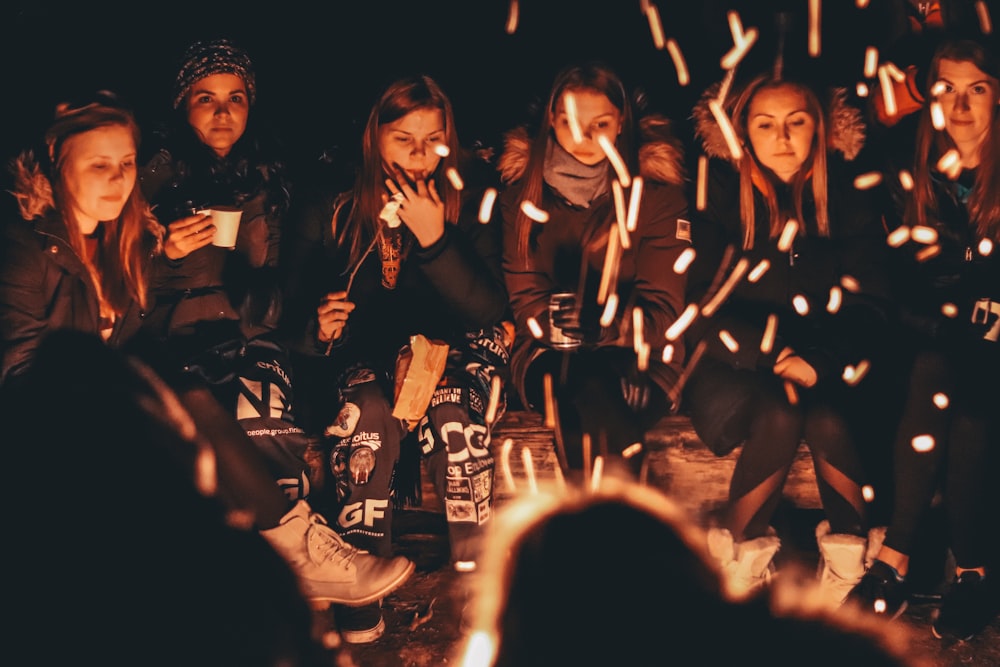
[692,83,866,162]
[498,113,686,186]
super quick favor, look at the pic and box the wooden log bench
[417,410,821,524]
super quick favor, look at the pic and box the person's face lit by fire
[746,83,817,183]
[184,72,249,158]
[378,107,446,182]
[935,58,999,165]
[59,124,137,235]
[551,87,623,166]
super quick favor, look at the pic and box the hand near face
[316,290,355,343]
[772,346,818,388]
[385,166,445,248]
[163,212,216,260]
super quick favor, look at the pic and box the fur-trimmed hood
[692,82,866,162]
[497,113,686,187]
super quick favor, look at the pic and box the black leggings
[687,359,867,541]
[883,347,998,569]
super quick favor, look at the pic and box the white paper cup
[201,206,242,249]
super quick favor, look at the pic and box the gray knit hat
[172,38,257,109]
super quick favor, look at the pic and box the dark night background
[0,0,907,180]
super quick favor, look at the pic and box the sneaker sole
[308,560,416,610]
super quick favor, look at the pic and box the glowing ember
[433,144,450,157]
[878,65,897,116]
[936,148,961,179]
[590,455,604,491]
[978,238,994,256]
[708,98,743,161]
[662,343,675,363]
[856,82,869,97]
[564,91,584,144]
[645,4,666,49]
[632,306,645,353]
[674,247,696,274]
[485,373,502,424]
[761,314,778,354]
[808,0,821,56]
[863,47,879,78]
[911,225,939,244]
[500,438,516,493]
[701,256,749,317]
[613,180,631,249]
[862,485,875,502]
[666,38,690,86]
[527,316,544,339]
[827,285,842,313]
[976,0,993,34]
[521,446,538,493]
[719,329,739,353]
[505,0,519,34]
[598,221,621,304]
[636,341,650,371]
[784,380,799,405]
[932,392,950,409]
[478,187,498,223]
[696,155,708,210]
[887,226,911,247]
[626,176,643,232]
[446,166,464,190]
[720,27,758,70]
[748,258,770,282]
[898,170,914,190]
[622,442,643,459]
[840,275,861,292]
[520,200,549,222]
[598,134,632,187]
[874,599,888,614]
[666,303,699,341]
[941,302,958,317]
[853,172,883,189]
[930,80,947,97]
[843,358,870,385]
[916,244,942,261]
[600,293,618,327]
[792,294,810,315]
[911,435,935,453]
[931,101,946,130]
[777,219,799,252]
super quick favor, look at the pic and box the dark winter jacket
[282,152,509,383]
[0,160,159,385]
[686,87,894,384]
[497,115,690,404]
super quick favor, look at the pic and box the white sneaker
[815,520,867,608]
[261,500,414,608]
[707,526,781,600]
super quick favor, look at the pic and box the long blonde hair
[729,75,829,250]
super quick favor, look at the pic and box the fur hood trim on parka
[8,150,163,245]
[692,83,866,163]
[497,114,686,187]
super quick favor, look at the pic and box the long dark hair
[911,38,1000,240]
[507,62,637,264]
[334,74,462,270]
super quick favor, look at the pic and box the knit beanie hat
[172,38,257,109]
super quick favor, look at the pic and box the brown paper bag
[392,334,450,429]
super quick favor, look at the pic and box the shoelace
[305,512,361,568]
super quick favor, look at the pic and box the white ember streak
[719,329,739,353]
[884,61,906,82]
[600,293,618,327]
[887,226,911,247]
[777,218,799,252]
[701,256,749,317]
[446,167,464,191]
[521,446,538,494]
[878,65,897,117]
[505,0,519,34]
[636,341,650,372]
[728,10,745,43]
[433,144,450,157]
[792,294,810,315]
[521,200,549,223]
[784,380,800,405]
[542,373,556,429]
[827,285,843,313]
[760,313,778,354]
[589,455,604,492]
[196,445,218,496]
[613,180,631,249]
[976,0,993,34]
[854,171,883,190]
[931,101,946,130]
[930,80,947,97]
[485,374,502,425]
[564,91,584,144]
[932,392,950,409]
[864,46,879,78]
[598,134,632,187]
[916,244,942,261]
[911,226,939,244]
[843,358,870,385]
[645,4,666,49]
[478,188,498,223]
[840,275,861,292]
[626,176,643,232]
[911,435,935,453]
[500,438,516,493]
[666,303,699,341]
[898,170,914,190]
[808,0,821,57]
[598,220,621,304]
[979,238,994,256]
[708,99,743,161]
[936,149,962,179]
[696,155,708,211]
[747,258,770,282]
[666,38,690,86]
[662,343,675,363]
[632,306,645,354]
[720,27,758,70]
[674,247,696,274]
[622,442,643,459]
[527,316,544,339]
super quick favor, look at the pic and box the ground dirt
[323,508,1000,667]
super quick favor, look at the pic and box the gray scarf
[543,136,609,208]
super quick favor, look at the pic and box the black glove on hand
[550,294,602,347]
[620,361,651,412]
